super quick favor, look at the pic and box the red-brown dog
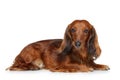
[7,20,110,72]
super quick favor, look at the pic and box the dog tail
[6,55,26,71]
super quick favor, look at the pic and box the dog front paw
[93,64,110,71]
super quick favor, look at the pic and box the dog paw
[89,68,94,72]
[94,64,110,71]
[103,65,110,70]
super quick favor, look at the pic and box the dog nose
[75,41,81,47]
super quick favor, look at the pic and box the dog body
[8,20,109,72]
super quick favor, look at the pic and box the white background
[0,0,120,80]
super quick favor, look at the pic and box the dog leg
[89,61,110,70]
[92,64,110,70]
[49,64,93,72]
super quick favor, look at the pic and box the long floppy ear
[58,24,72,56]
[87,27,101,60]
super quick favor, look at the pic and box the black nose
[75,41,81,47]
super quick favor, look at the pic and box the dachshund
[7,20,110,72]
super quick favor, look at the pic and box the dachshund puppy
[7,20,110,72]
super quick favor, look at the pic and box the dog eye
[84,29,89,33]
[71,28,76,33]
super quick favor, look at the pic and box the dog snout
[75,41,81,47]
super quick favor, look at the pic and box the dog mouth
[72,41,82,49]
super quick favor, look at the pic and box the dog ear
[58,24,72,56]
[87,27,101,60]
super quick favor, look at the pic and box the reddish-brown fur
[7,20,110,72]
